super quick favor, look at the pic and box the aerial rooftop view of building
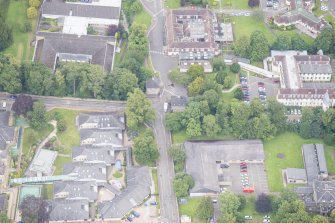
[184,140,264,196]
[77,112,125,130]
[26,149,58,177]
[72,146,117,165]
[291,144,335,214]
[40,0,121,35]
[274,0,330,38]
[53,180,98,202]
[98,166,151,220]
[170,95,188,112]
[63,162,107,182]
[165,9,219,56]
[33,32,116,71]
[47,199,90,222]
[265,50,335,108]
[80,129,123,147]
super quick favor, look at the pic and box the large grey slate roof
[34,32,115,71]
[0,126,15,150]
[286,168,307,181]
[171,96,188,107]
[146,78,160,89]
[62,162,106,181]
[313,180,335,204]
[53,180,98,201]
[98,167,151,219]
[72,146,116,164]
[78,112,125,130]
[302,144,328,184]
[0,112,10,126]
[184,140,264,194]
[41,0,120,19]
[80,129,123,147]
[48,199,89,221]
[299,64,333,74]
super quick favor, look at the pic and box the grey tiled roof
[78,112,125,130]
[146,78,160,89]
[72,146,116,164]
[286,168,307,181]
[98,167,151,219]
[171,96,188,107]
[41,0,120,19]
[62,162,107,181]
[0,112,10,126]
[53,181,98,201]
[0,126,15,150]
[80,129,123,147]
[48,199,89,221]
[299,64,333,74]
[34,32,115,71]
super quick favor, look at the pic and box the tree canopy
[196,196,214,220]
[173,172,194,197]
[133,128,159,165]
[126,88,155,129]
[0,19,13,51]
[27,101,48,130]
[19,196,49,223]
[11,94,34,116]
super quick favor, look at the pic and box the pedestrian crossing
[150,50,165,55]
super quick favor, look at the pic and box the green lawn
[22,124,54,158]
[241,197,267,223]
[49,109,80,155]
[133,9,152,29]
[41,184,54,199]
[165,0,180,9]
[222,0,249,9]
[179,197,206,223]
[232,16,314,45]
[4,0,36,62]
[54,156,71,175]
[264,132,335,192]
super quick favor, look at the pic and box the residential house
[286,168,307,184]
[77,113,125,130]
[274,0,330,38]
[26,149,58,177]
[47,199,90,223]
[62,163,107,183]
[146,78,161,96]
[80,129,123,147]
[53,181,98,202]
[170,96,188,112]
[72,146,116,165]
[97,167,151,220]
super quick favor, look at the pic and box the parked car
[240,162,247,165]
[132,211,141,218]
[240,168,247,172]
[220,163,230,168]
[263,215,270,219]
[9,95,17,100]
[127,217,133,222]
[150,201,157,205]
[245,216,253,220]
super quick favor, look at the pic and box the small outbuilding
[146,78,161,96]
[286,168,307,184]
[171,96,188,112]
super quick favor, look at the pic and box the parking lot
[247,75,280,102]
[122,198,159,223]
[223,163,269,195]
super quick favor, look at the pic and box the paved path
[36,120,57,151]
[222,84,241,93]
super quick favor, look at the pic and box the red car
[240,168,247,172]
[240,162,247,166]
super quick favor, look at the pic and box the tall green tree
[219,191,241,215]
[0,20,13,51]
[128,24,148,56]
[53,70,66,97]
[173,172,194,197]
[0,64,22,93]
[196,196,214,220]
[272,34,291,51]
[299,107,324,138]
[233,36,250,59]
[168,144,186,164]
[27,101,48,130]
[312,215,329,223]
[133,129,159,165]
[126,88,155,129]
[249,31,269,62]
[291,34,308,51]
[25,62,55,96]
[314,27,335,54]
[164,112,183,132]
[188,76,204,96]
[187,64,204,81]
[186,118,202,137]
[103,68,138,100]
[266,99,287,133]
[202,114,221,136]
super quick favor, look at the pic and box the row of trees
[0,0,13,52]
[27,0,41,19]
[233,27,335,63]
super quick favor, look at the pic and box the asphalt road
[0,93,126,112]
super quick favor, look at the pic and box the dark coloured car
[9,95,17,100]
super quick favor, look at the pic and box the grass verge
[165,0,180,9]
[179,197,206,223]
[41,184,54,199]
[133,9,152,29]
[54,156,71,175]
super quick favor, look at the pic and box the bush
[230,63,241,73]
[113,171,123,178]
[174,162,184,173]
[57,118,66,133]
[21,21,32,33]
[27,7,38,19]
[28,0,40,8]
[324,133,335,145]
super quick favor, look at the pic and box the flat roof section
[28,149,58,175]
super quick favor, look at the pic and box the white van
[2,102,6,110]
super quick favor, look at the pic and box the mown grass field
[179,197,206,223]
[4,0,36,62]
[264,132,335,192]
